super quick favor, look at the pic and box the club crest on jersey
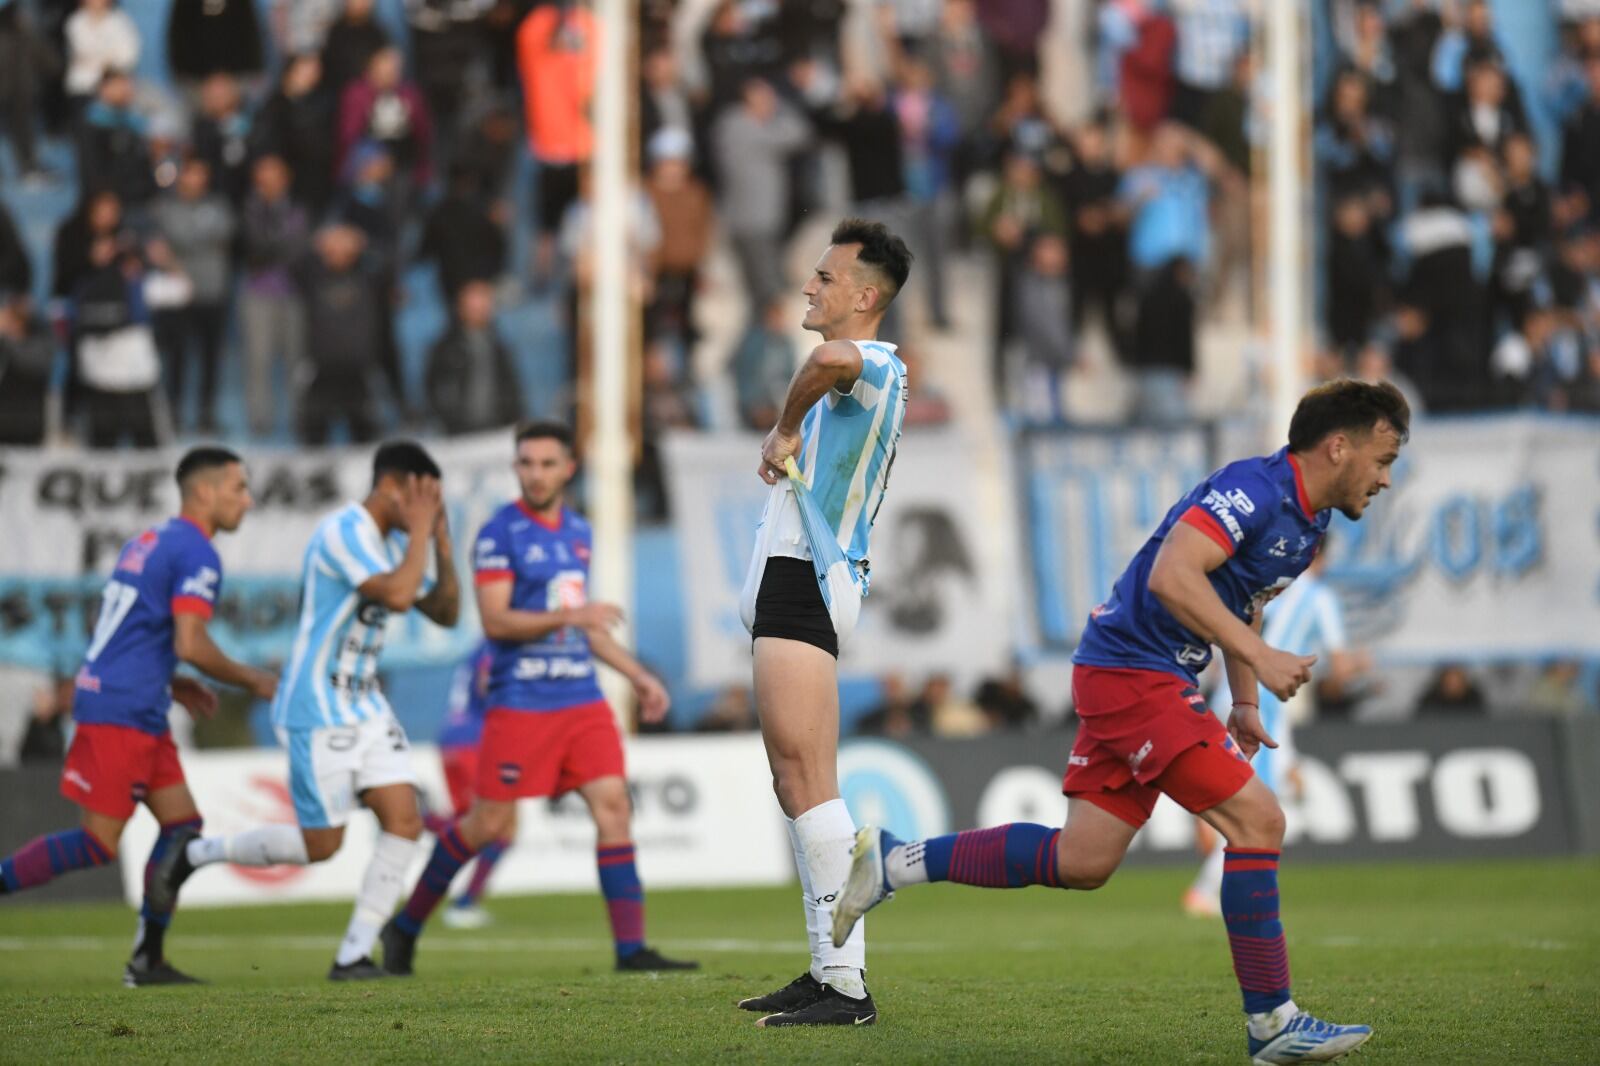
[498,762,522,786]
[523,544,547,563]
[1180,687,1208,714]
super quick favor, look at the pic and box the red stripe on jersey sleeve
[1179,505,1236,557]
[474,569,514,586]
[171,595,214,618]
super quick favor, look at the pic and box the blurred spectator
[856,674,929,738]
[643,127,712,348]
[1491,306,1582,410]
[1110,0,1177,133]
[1491,133,1550,325]
[64,0,140,117]
[812,71,912,230]
[1063,118,1130,356]
[294,225,382,443]
[192,73,252,206]
[891,53,960,331]
[1387,0,1451,202]
[518,0,599,282]
[698,0,786,122]
[166,0,263,89]
[973,668,1039,730]
[0,201,30,296]
[982,150,1065,396]
[1432,0,1508,94]
[0,0,51,182]
[240,154,310,436]
[70,238,164,447]
[1448,58,1525,169]
[1570,347,1600,410]
[974,0,1049,81]
[18,677,71,765]
[926,0,1000,187]
[694,685,756,733]
[1169,0,1251,131]
[1527,660,1590,716]
[77,70,155,208]
[639,40,694,163]
[1011,233,1074,420]
[150,156,235,434]
[1120,124,1220,423]
[1341,0,1398,122]
[1317,68,1395,213]
[338,46,434,194]
[924,673,988,738]
[424,279,523,435]
[1394,191,1486,410]
[0,293,55,445]
[732,301,795,430]
[712,79,809,332]
[320,0,391,101]
[420,161,509,303]
[51,189,129,301]
[252,53,338,218]
[1414,663,1487,717]
[276,0,342,56]
[1561,57,1600,219]
[406,0,493,156]
[1327,194,1388,354]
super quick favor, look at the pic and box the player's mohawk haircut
[830,218,913,302]
[175,446,242,490]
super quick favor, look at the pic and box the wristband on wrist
[1232,701,1258,709]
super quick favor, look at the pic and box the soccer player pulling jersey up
[381,421,696,975]
[0,447,279,986]
[154,441,461,980]
[832,380,1409,1064]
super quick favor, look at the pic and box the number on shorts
[85,580,139,662]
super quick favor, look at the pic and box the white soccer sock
[1248,999,1300,1040]
[884,839,930,889]
[792,798,866,999]
[1192,843,1225,901]
[785,815,824,966]
[335,833,418,967]
[188,825,309,868]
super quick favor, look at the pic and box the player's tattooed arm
[414,508,461,627]
[1148,524,1315,702]
[173,613,278,700]
[759,340,865,484]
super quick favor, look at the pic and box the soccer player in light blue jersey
[0,447,279,987]
[735,218,912,1027]
[157,442,460,980]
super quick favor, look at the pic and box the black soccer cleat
[328,956,389,981]
[757,984,877,1027]
[144,825,201,914]
[615,945,699,972]
[123,958,204,988]
[738,972,825,1012]
[379,919,416,976]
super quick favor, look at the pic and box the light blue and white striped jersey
[272,503,419,731]
[1212,572,1346,792]
[774,340,908,574]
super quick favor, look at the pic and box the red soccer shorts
[475,701,626,802]
[1064,664,1254,829]
[440,745,481,815]
[60,722,186,820]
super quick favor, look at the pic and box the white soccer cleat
[1248,1011,1373,1064]
[830,826,897,949]
[441,904,492,930]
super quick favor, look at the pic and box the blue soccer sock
[597,843,644,959]
[395,824,478,936]
[134,817,203,963]
[1222,848,1292,1016]
[888,823,1063,889]
[0,828,113,894]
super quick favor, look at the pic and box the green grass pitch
[1,857,1595,1064]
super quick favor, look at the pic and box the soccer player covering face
[736,219,912,1028]
[381,421,697,975]
[0,447,278,987]
[833,380,1409,1064]
[155,441,461,981]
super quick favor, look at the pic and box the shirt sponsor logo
[1268,536,1289,557]
[180,566,220,601]
[64,768,92,792]
[513,656,594,681]
[1129,739,1154,771]
[1201,489,1247,543]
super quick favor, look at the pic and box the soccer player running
[735,218,912,1028]
[381,421,696,975]
[834,380,1408,1063]
[1185,547,1365,917]
[422,639,514,929]
[156,441,460,980]
[0,447,279,986]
